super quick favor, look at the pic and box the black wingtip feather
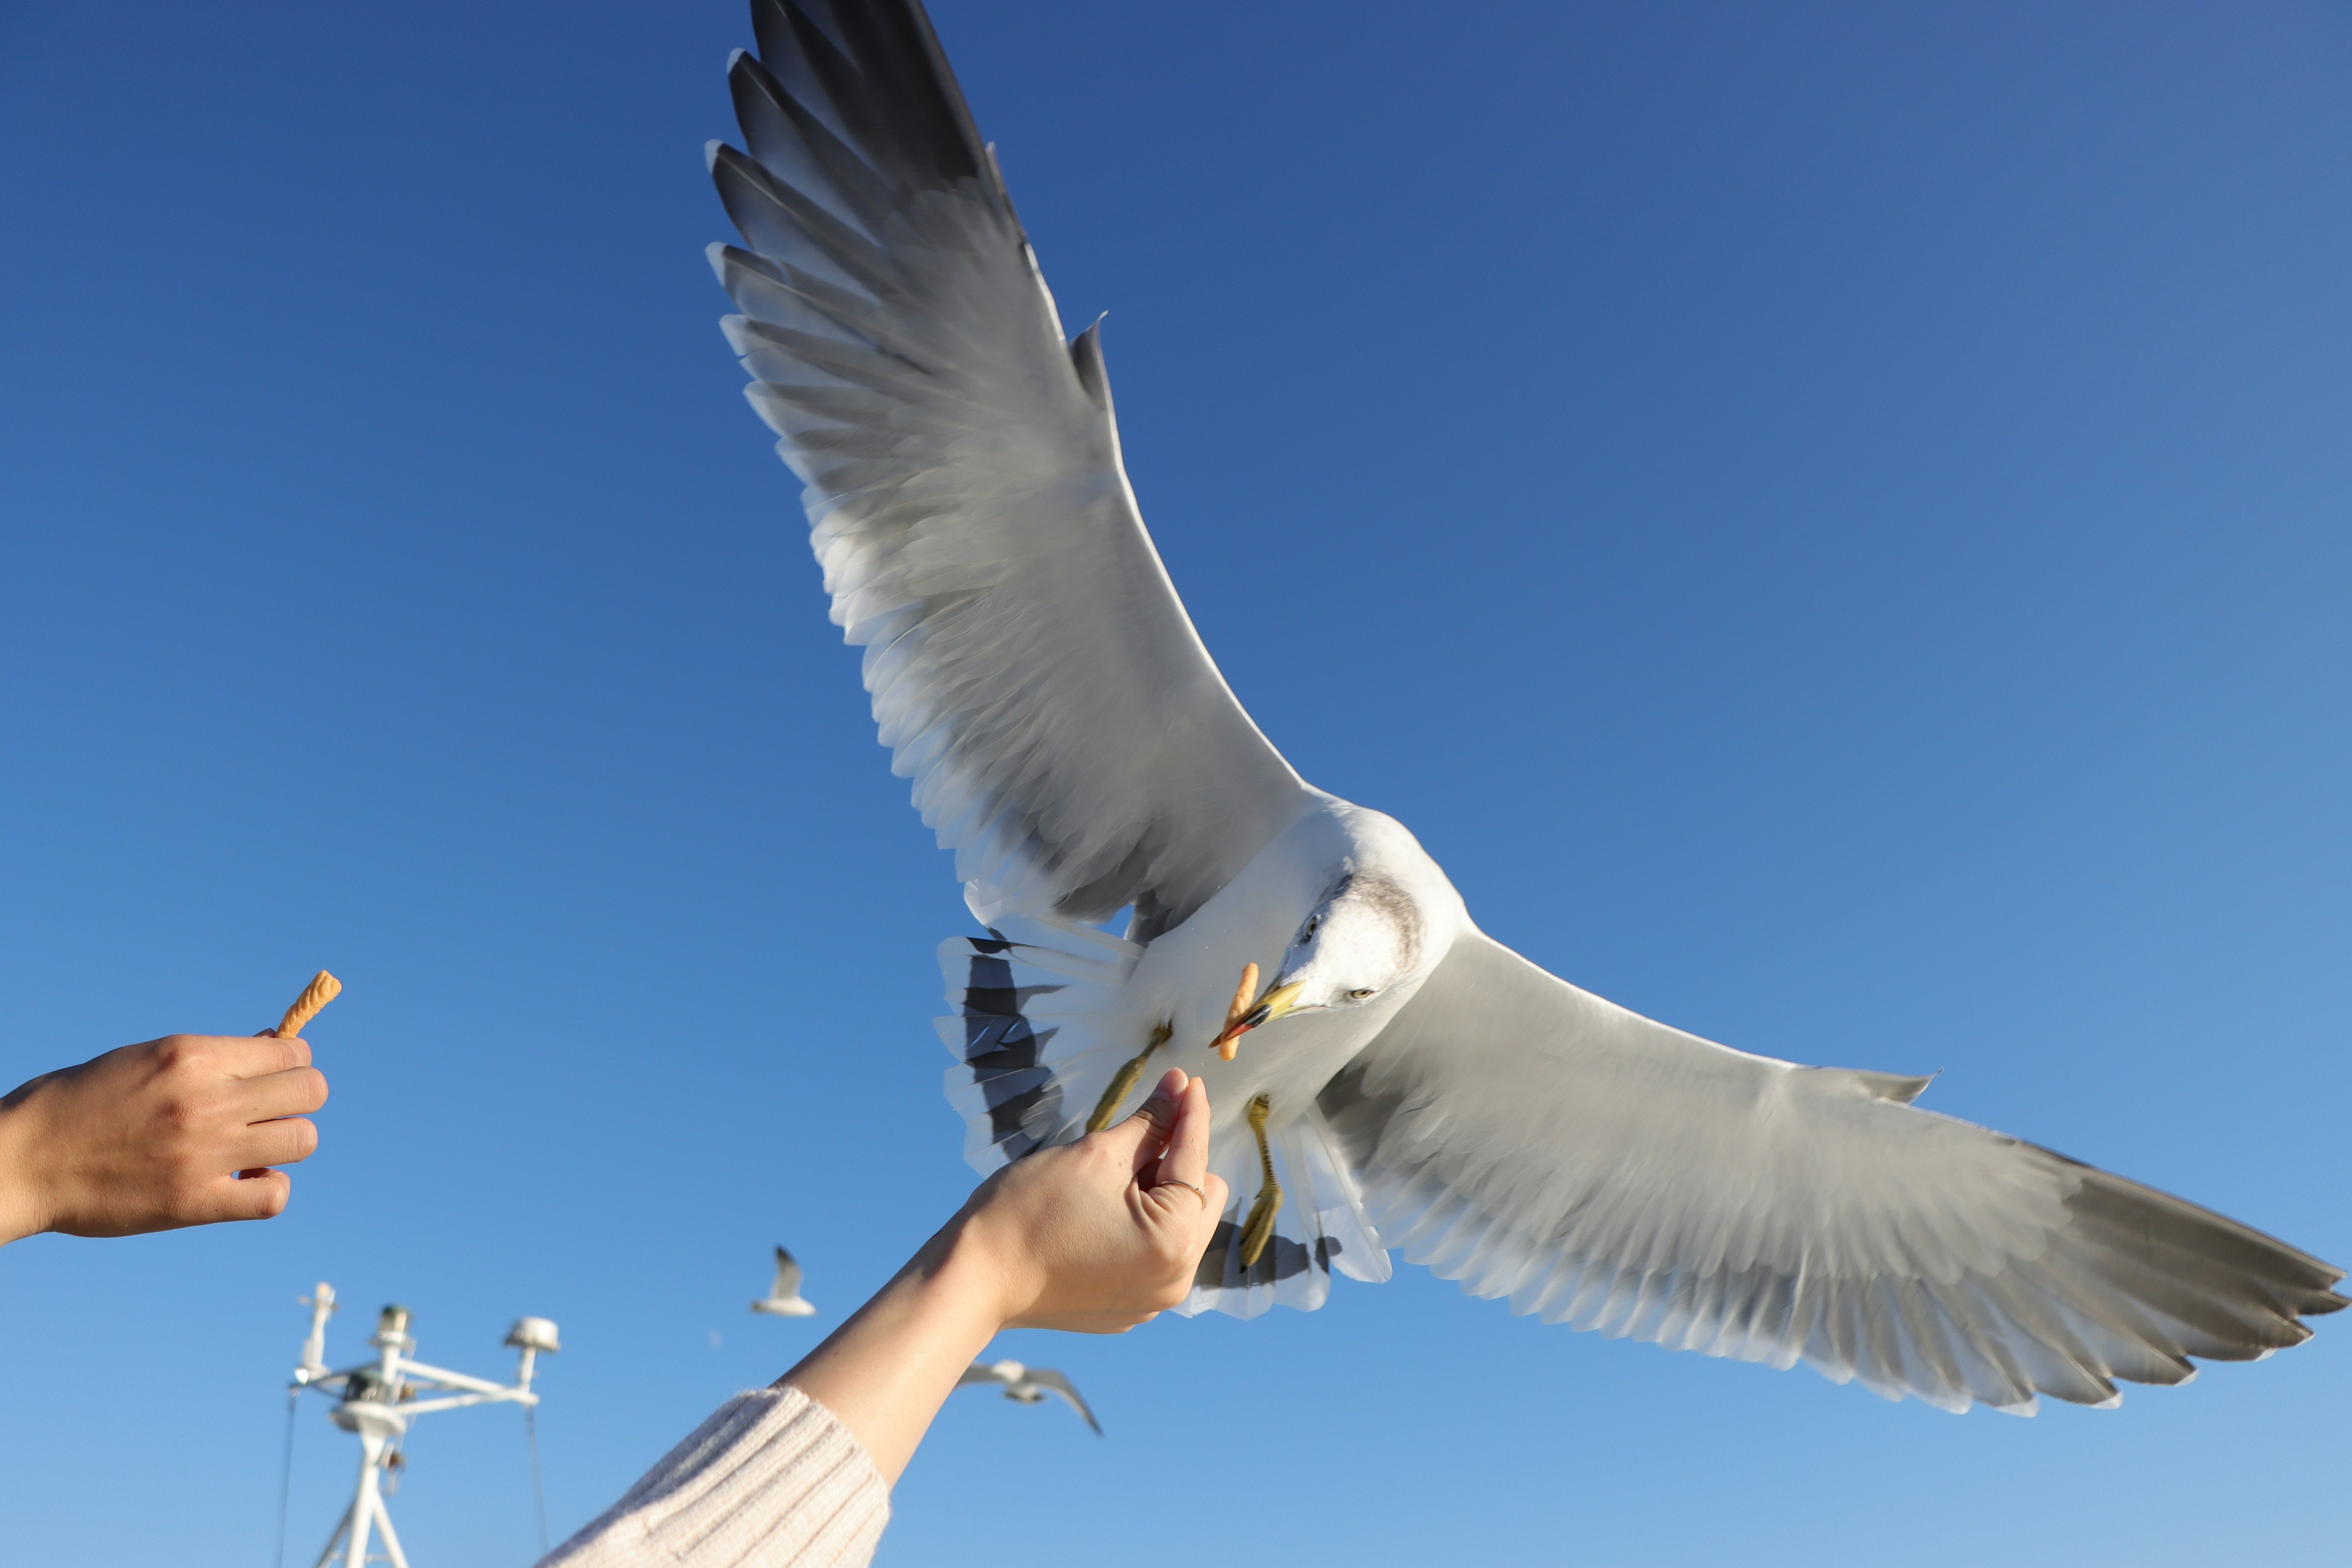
[824,0,980,182]
[746,0,984,195]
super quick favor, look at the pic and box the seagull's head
[1213,870,1428,1050]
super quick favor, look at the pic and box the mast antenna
[285,1283,559,1567]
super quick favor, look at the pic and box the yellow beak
[1211,980,1305,1060]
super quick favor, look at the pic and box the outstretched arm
[540,1071,1224,1568]
[780,1068,1226,1484]
[0,1032,328,1245]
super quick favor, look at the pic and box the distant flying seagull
[957,1359,1102,1435]
[750,1246,816,1317]
[705,0,2344,1412]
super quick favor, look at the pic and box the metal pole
[369,1477,411,1568]
[343,1436,381,1568]
[308,1500,353,1568]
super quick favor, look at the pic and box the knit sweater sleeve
[540,1387,889,1568]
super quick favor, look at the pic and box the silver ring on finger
[1156,1177,1208,1205]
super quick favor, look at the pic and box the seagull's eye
[1346,987,1375,1001]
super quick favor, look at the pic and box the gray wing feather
[712,0,1313,935]
[955,1361,1007,1388]
[771,1245,802,1297]
[1023,1368,1103,1434]
[1320,931,2345,1412]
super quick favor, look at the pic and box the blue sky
[1,1,2346,1562]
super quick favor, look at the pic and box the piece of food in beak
[1211,967,1306,1061]
[1214,963,1258,1061]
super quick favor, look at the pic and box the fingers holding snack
[0,972,341,1244]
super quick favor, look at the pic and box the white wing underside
[710,0,1312,936]
[1319,932,2344,1412]
[1020,1368,1101,1431]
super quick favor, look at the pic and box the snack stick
[1225,963,1259,1027]
[276,970,343,1039]
[1217,962,1259,1061]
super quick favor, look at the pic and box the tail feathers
[1179,1106,1392,1320]
[938,914,1144,1170]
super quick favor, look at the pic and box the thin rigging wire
[524,1405,551,1558]
[273,1389,298,1568]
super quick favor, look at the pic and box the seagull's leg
[1085,1022,1173,1133]
[1240,1093,1283,1267]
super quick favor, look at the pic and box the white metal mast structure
[288,1281,561,1568]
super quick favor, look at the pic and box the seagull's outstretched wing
[710,0,1314,935]
[771,1245,802,1299]
[1320,932,2346,1413]
[1020,1368,1103,1434]
[955,1360,1010,1389]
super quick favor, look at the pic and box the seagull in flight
[750,1245,816,1317]
[704,0,2344,1412]
[957,1359,1102,1436]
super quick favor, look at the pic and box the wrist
[0,1093,53,1245]
[913,1207,1038,1336]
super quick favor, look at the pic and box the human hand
[775,1068,1226,1484]
[948,1068,1229,1333]
[0,1032,329,1244]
